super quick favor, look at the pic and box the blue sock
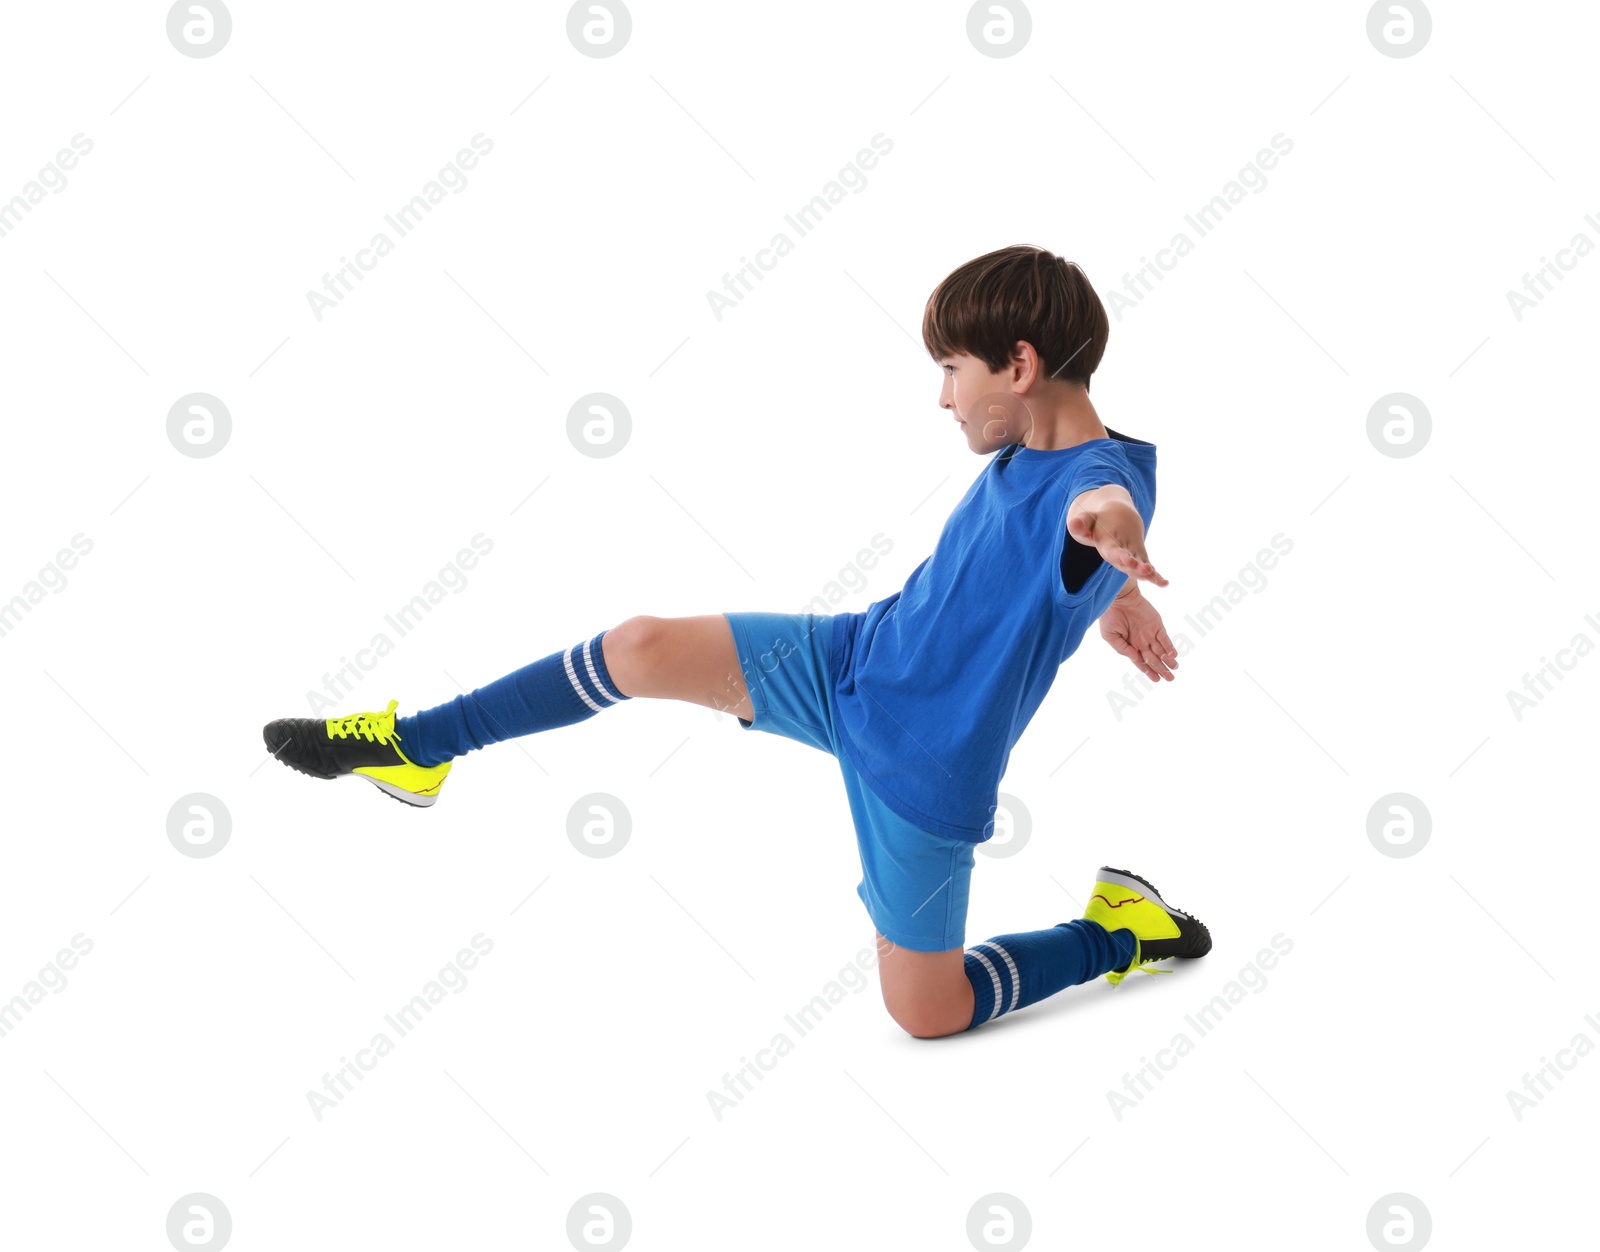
[963,919,1137,1029]
[395,630,630,766]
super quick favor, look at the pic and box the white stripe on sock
[965,948,1005,1023]
[563,646,606,713]
[581,637,621,704]
[975,941,1021,1014]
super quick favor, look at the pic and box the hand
[1099,584,1179,681]
[1067,498,1168,588]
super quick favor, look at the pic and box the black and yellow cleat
[263,699,451,807]
[1083,866,1212,986]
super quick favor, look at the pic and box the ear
[1010,340,1042,386]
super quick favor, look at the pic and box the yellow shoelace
[326,698,401,744]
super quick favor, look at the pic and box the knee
[885,991,970,1039]
[878,939,973,1038]
[601,616,664,695]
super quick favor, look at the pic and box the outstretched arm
[1099,578,1179,681]
[1066,484,1177,681]
[1065,484,1166,587]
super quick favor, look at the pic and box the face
[937,351,1028,453]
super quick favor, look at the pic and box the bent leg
[877,934,975,1038]
[877,921,1138,1038]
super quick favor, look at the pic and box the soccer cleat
[1082,866,1212,986]
[262,699,451,807]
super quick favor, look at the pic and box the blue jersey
[829,429,1157,841]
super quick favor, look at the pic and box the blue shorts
[722,610,976,953]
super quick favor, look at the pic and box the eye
[943,363,955,374]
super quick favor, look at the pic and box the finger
[1103,540,1152,576]
[1141,647,1174,681]
[1111,637,1157,679]
[1115,539,1163,583]
[1122,653,1157,681]
[1113,640,1157,680]
[1108,635,1139,663]
[1126,558,1168,588]
[1133,632,1172,679]
[1105,545,1143,577]
[1130,552,1168,586]
[1154,628,1179,666]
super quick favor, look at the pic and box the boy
[263,245,1211,1038]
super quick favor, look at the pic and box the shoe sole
[361,775,441,807]
[265,734,442,807]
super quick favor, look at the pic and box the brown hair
[921,245,1109,390]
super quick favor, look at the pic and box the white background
[1,1,1595,1248]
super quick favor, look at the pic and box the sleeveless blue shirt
[829,430,1157,841]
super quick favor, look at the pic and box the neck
[1020,387,1107,451]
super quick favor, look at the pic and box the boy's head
[923,245,1109,451]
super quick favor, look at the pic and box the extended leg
[264,615,755,806]
[397,614,752,765]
